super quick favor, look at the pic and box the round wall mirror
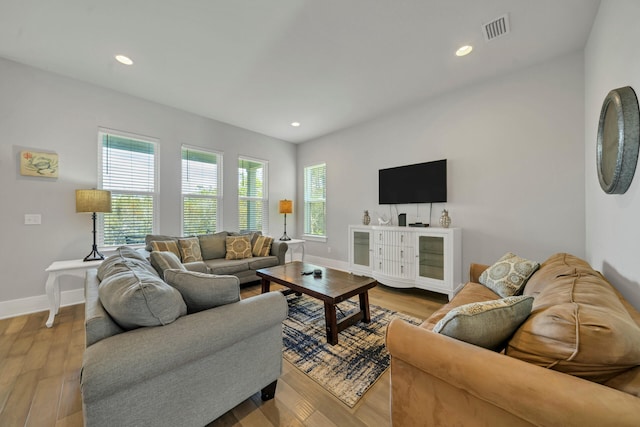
[596,86,640,194]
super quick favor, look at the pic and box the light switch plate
[24,214,41,225]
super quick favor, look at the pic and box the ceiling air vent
[482,14,510,42]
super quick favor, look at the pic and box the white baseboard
[0,288,85,321]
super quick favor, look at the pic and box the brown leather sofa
[386,253,640,427]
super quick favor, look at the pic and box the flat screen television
[379,159,447,204]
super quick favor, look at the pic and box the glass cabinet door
[418,235,444,280]
[353,231,371,267]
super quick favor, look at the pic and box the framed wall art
[20,150,59,178]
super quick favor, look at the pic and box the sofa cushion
[225,235,253,260]
[248,256,279,270]
[523,252,596,297]
[164,269,240,313]
[252,235,274,257]
[204,259,250,275]
[98,269,186,330]
[433,296,534,351]
[507,264,640,383]
[422,282,500,330]
[479,252,540,297]
[145,234,179,252]
[149,251,185,277]
[198,231,228,260]
[150,240,182,260]
[97,247,159,281]
[178,237,203,262]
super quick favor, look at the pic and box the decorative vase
[439,209,451,228]
[363,210,371,225]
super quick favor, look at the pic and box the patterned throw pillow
[252,235,274,257]
[225,235,253,260]
[433,296,534,350]
[479,252,540,297]
[178,237,203,263]
[150,240,182,260]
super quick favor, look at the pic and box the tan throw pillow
[479,252,540,297]
[225,235,253,260]
[507,271,640,383]
[178,237,203,263]
[433,296,534,351]
[252,235,274,257]
[150,240,182,260]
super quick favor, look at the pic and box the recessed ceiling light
[455,45,473,57]
[115,54,133,65]
[291,122,301,127]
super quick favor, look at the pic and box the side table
[283,239,305,263]
[45,259,103,327]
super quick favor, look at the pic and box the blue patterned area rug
[282,294,423,407]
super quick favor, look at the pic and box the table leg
[261,277,271,293]
[324,302,339,345]
[45,272,59,328]
[359,291,371,323]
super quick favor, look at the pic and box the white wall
[297,53,586,280]
[585,0,640,310]
[0,57,296,314]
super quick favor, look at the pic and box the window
[304,163,326,238]
[99,130,157,246]
[238,157,268,233]
[182,146,222,236]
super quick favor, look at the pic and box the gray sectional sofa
[144,231,288,284]
[80,246,288,427]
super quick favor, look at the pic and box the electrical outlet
[24,214,41,225]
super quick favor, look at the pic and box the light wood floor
[0,283,446,427]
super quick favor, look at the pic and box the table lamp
[76,189,112,261]
[279,199,292,241]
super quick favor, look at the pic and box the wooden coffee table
[257,262,378,345]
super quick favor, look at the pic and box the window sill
[302,234,327,243]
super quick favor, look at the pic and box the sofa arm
[270,241,288,265]
[81,291,288,404]
[386,318,640,427]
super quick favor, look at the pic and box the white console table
[45,259,103,327]
[283,239,305,263]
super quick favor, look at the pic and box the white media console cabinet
[348,225,461,300]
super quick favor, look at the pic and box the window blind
[182,147,221,236]
[100,132,157,246]
[238,158,267,233]
[304,163,326,237]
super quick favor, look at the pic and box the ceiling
[0,0,600,143]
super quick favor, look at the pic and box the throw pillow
[225,235,253,260]
[164,269,240,313]
[150,240,182,260]
[479,252,540,297]
[145,234,179,252]
[149,251,185,277]
[433,296,534,350]
[98,269,186,330]
[252,235,274,257]
[178,237,203,263]
[198,231,228,260]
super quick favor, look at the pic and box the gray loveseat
[144,231,288,285]
[80,247,288,427]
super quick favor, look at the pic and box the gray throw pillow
[164,269,240,313]
[433,296,534,351]
[149,251,185,277]
[198,231,228,259]
[99,269,187,330]
[479,252,540,297]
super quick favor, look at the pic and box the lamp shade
[279,199,293,214]
[76,189,112,213]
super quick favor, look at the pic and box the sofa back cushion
[97,246,158,281]
[164,269,240,313]
[198,232,228,260]
[99,269,187,330]
[507,254,640,383]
